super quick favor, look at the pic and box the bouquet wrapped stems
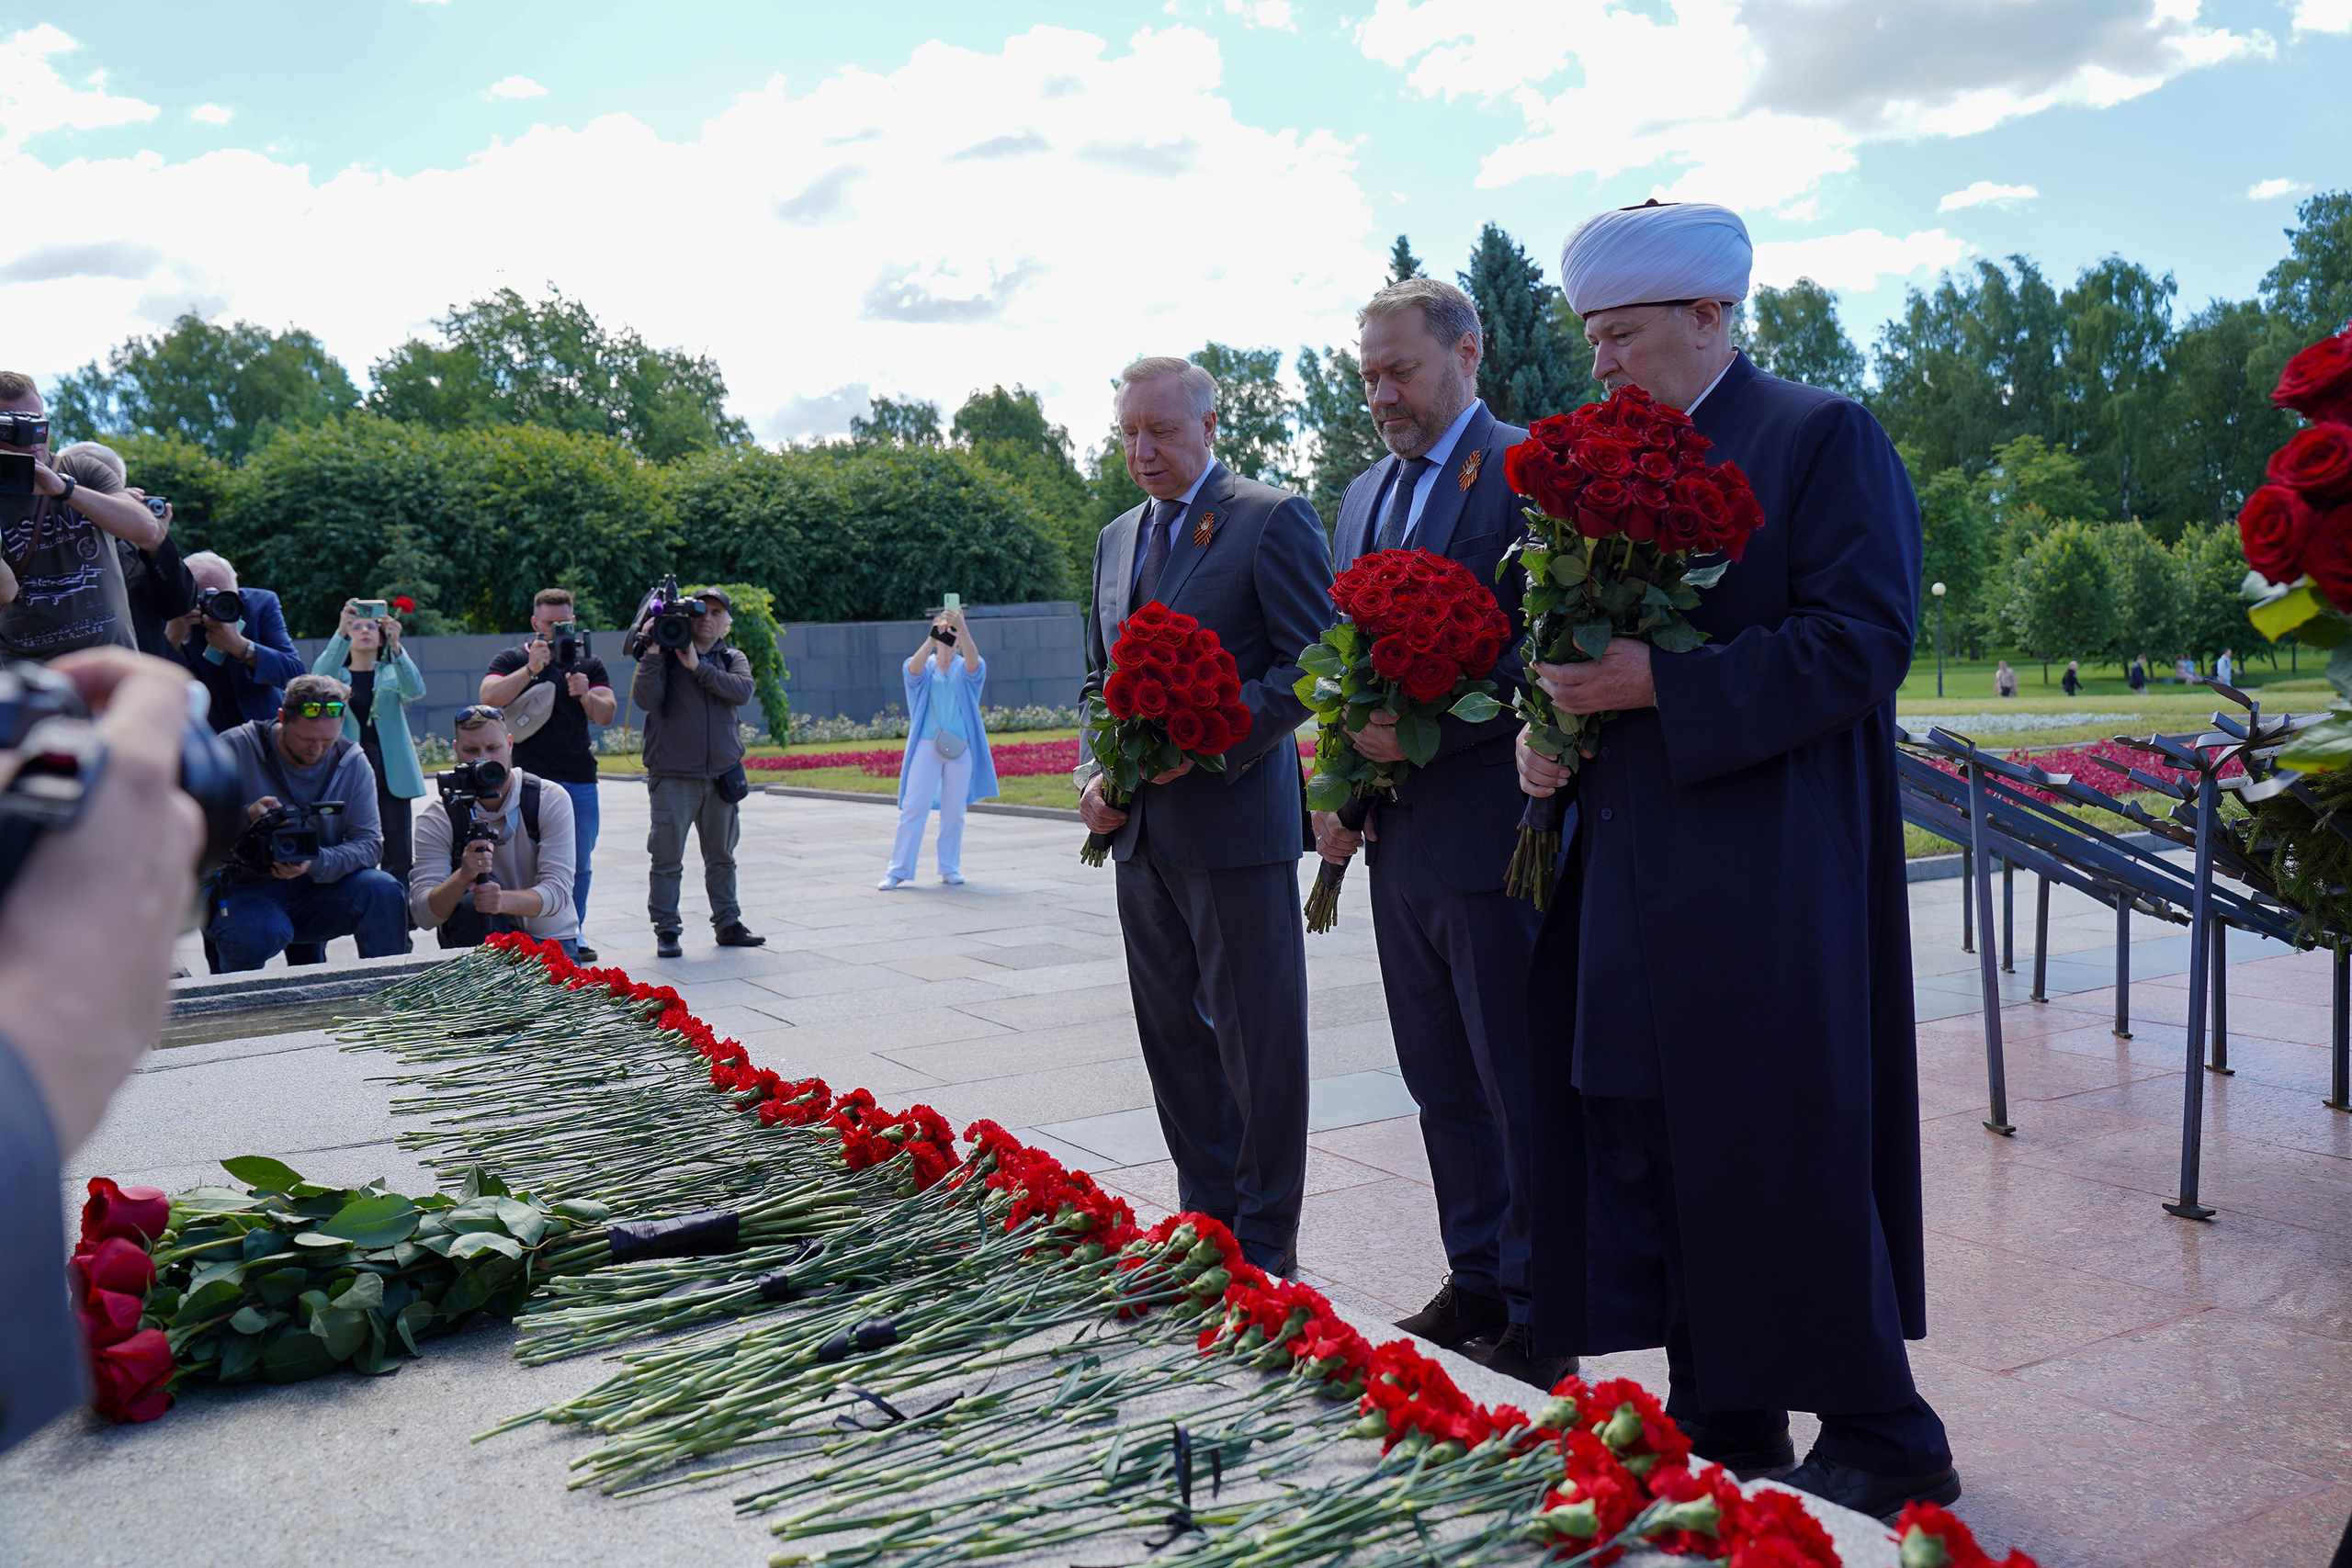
[1303,790,1378,934]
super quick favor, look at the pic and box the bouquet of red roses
[1501,385,1766,906]
[2236,325,2352,773]
[1295,547,1510,931]
[1077,600,1251,865]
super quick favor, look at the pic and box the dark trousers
[1586,1094,1952,1475]
[209,869,409,974]
[1367,813,1541,1319]
[646,774,739,932]
[1114,840,1309,1268]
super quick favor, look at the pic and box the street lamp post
[1932,581,1948,699]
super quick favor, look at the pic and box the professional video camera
[226,800,345,881]
[194,585,245,623]
[437,758,514,866]
[0,660,243,902]
[622,574,708,660]
[0,412,49,495]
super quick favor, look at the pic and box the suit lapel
[1336,455,1396,573]
[1154,462,1231,611]
[1100,503,1143,644]
[1408,404,1497,558]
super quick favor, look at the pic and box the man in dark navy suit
[1079,355,1332,1276]
[1518,200,1954,1521]
[1313,277,1561,1387]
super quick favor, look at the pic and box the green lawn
[1897,652,2312,704]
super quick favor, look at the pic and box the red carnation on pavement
[1889,1499,2041,1567]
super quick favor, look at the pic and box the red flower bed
[1927,739,2244,804]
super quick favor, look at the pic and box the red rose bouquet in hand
[1077,601,1252,866]
[1501,385,1766,906]
[2233,325,2352,773]
[1294,547,1510,931]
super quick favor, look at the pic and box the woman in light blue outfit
[879,605,997,889]
[312,598,428,889]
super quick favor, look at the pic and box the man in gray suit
[1079,355,1333,1275]
[1314,278,1563,1387]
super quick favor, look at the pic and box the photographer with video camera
[0,374,170,660]
[410,705,578,956]
[628,579,762,958]
[168,551,304,734]
[206,673,408,971]
[480,588,613,959]
[0,645,243,1451]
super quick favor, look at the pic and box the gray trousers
[1114,840,1309,1267]
[646,773,741,932]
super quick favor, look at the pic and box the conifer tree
[1457,224,1587,424]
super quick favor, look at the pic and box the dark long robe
[1525,352,1927,1416]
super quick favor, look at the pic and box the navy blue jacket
[1526,354,1928,1414]
[1084,462,1333,869]
[179,584,305,732]
[1331,403,1531,894]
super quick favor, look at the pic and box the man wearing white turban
[1514,199,1954,1522]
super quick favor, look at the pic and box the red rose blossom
[81,1179,170,1247]
[72,1236,156,1298]
[2274,330,2352,423]
[1167,708,1206,750]
[78,1286,145,1348]
[1102,671,1139,717]
[88,1327,174,1424]
[1196,709,1232,751]
[2239,482,2316,584]
[2267,423,2352,499]
[2301,503,2352,610]
[1402,654,1454,705]
[1131,678,1170,717]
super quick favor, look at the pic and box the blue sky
[3,1,2346,449]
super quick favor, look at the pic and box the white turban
[1559,200,1752,317]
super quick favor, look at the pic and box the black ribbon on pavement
[605,1209,741,1264]
[1143,1424,1201,1550]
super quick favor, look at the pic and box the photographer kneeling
[209,673,408,971]
[410,705,579,957]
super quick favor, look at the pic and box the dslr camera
[194,585,245,623]
[0,660,243,903]
[227,801,345,880]
[548,619,584,670]
[623,574,708,659]
[0,412,49,495]
[437,758,514,864]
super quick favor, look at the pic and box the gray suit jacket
[1084,461,1333,868]
[1331,403,1532,892]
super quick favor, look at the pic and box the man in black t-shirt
[481,588,615,960]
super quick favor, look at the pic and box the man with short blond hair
[1078,355,1331,1277]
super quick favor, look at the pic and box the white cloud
[1751,228,1970,293]
[0,26,1383,447]
[0,24,157,152]
[1938,181,2037,211]
[1166,0,1301,28]
[2290,0,2351,32]
[190,103,232,125]
[1352,0,2266,210]
[487,75,548,100]
[2247,177,2310,199]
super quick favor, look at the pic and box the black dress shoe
[1675,1416,1796,1479]
[716,923,766,948]
[655,931,684,959]
[1393,1278,1510,1350]
[574,942,598,964]
[1244,1244,1297,1280]
[1781,1451,1962,1523]
[1459,1323,1577,1392]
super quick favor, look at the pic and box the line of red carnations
[2238,327,2352,606]
[70,1177,176,1423]
[1101,601,1251,754]
[1503,386,1765,560]
[1889,1500,2040,1568]
[1330,548,1513,704]
[960,1119,1141,1252]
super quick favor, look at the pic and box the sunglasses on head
[455,704,504,728]
[288,701,346,718]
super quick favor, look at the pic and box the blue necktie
[1375,457,1430,553]
[1133,497,1182,607]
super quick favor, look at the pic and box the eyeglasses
[287,701,346,718]
[454,704,504,729]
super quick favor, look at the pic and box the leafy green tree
[2153,298,2293,532]
[2057,257,2177,520]
[368,287,750,462]
[106,433,236,536]
[668,445,1065,625]
[1459,223,1587,424]
[952,385,1090,593]
[1295,344,1385,533]
[51,314,358,461]
[1085,432,1148,539]
[695,581,791,738]
[1385,235,1423,286]
[1908,455,1995,656]
[2001,517,2117,683]
[2173,520,2258,670]
[2259,189,2352,346]
[2093,521,2181,671]
[1744,279,1864,396]
[1190,343,1295,484]
[851,395,944,447]
[1980,434,2106,559]
[1871,257,2064,476]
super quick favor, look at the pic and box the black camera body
[438,759,514,864]
[194,585,245,623]
[227,801,343,881]
[0,413,49,447]
[549,619,584,670]
[623,574,708,659]
[0,660,243,903]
